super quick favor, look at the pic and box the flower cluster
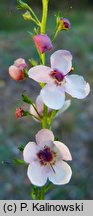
[8,0,90,197]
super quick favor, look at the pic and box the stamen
[37,146,57,166]
[50,164,55,173]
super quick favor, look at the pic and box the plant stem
[40,187,45,200]
[30,17,40,26]
[29,7,41,26]
[40,0,49,65]
[33,0,51,200]
[41,0,48,34]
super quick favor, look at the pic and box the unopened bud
[58,17,71,31]
[9,58,27,81]
[33,34,53,54]
[15,108,24,118]
[22,11,32,20]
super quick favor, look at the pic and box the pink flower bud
[33,34,53,54]
[9,58,27,81]
[15,108,24,118]
[58,18,71,31]
[14,58,27,68]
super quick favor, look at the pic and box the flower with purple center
[23,129,72,186]
[33,34,53,54]
[28,50,90,109]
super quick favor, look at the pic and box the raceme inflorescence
[8,0,90,200]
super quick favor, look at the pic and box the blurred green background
[0,0,93,199]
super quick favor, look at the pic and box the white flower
[28,50,90,109]
[30,94,71,121]
[23,129,72,187]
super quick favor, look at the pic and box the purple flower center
[37,147,53,164]
[64,22,70,28]
[50,70,64,82]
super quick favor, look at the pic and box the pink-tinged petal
[36,94,52,114]
[50,50,72,75]
[27,161,48,186]
[23,142,38,163]
[36,129,54,145]
[14,58,26,67]
[36,95,44,115]
[48,161,72,185]
[40,84,65,109]
[56,100,71,117]
[65,74,90,99]
[54,141,72,161]
[85,83,90,96]
[29,95,44,121]
[28,65,53,83]
[29,105,40,121]
[9,65,24,81]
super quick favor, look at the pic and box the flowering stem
[34,0,50,200]
[40,0,49,131]
[33,0,52,200]
[41,0,48,34]
[40,0,49,65]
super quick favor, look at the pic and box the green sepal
[18,144,25,152]
[13,158,25,165]
[29,58,38,67]
[17,0,29,10]
[22,94,33,104]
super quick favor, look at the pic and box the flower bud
[33,34,53,54]
[15,108,24,118]
[22,11,32,21]
[9,58,27,81]
[58,18,71,31]
[14,58,27,68]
